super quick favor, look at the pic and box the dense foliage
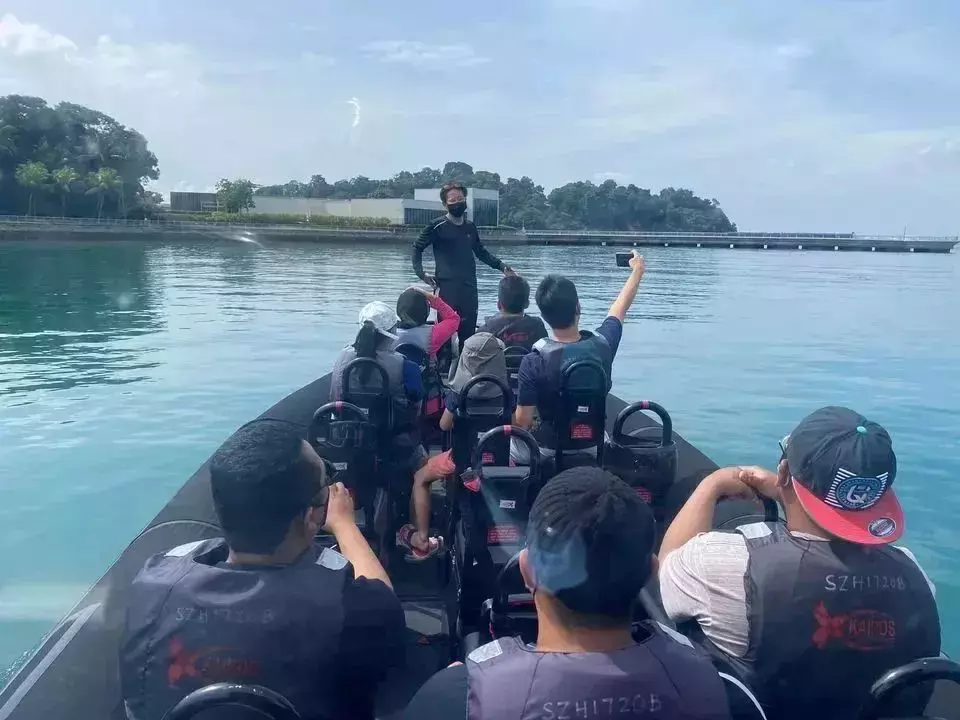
[0,95,158,218]
[170,212,393,228]
[256,161,736,232]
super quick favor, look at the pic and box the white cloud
[0,13,75,56]
[361,40,490,68]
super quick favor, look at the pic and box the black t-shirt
[402,662,767,720]
[121,540,406,720]
[412,217,504,290]
[479,313,548,351]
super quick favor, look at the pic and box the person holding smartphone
[120,418,405,720]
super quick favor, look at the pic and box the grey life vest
[695,522,940,720]
[532,332,612,451]
[467,622,733,720]
[394,324,433,357]
[329,345,410,430]
[120,539,355,720]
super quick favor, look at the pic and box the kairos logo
[812,602,897,652]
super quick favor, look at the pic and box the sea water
[0,238,957,679]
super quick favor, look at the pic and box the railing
[522,229,959,243]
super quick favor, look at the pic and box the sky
[0,0,958,234]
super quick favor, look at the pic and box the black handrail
[161,683,300,720]
[341,358,390,397]
[458,374,512,419]
[473,425,540,478]
[857,656,960,719]
[612,401,673,445]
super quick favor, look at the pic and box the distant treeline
[0,95,162,219]
[256,161,736,233]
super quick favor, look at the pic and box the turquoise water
[1,238,957,678]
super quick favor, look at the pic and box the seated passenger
[396,450,457,562]
[330,301,425,470]
[438,332,511,433]
[478,274,548,351]
[658,407,941,720]
[403,467,763,720]
[395,286,461,414]
[511,251,646,462]
[120,419,406,720]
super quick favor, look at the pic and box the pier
[521,230,958,253]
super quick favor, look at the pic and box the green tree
[52,167,82,217]
[15,161,49,216]
[0,95,159,217]
[215,178,256,213]
[86,167,120,220]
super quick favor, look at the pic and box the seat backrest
[503,345,528,396]
[452,374,513,470]
[340,357,393,436]
[309,401,380,501]
[553,359,608,471]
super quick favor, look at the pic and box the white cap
[358,301,399,340]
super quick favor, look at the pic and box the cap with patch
[785,406,902,545]
[358,301,399,340]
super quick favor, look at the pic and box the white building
[248,187,500,226]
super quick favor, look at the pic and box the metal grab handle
[857,656,960,720]
[458,374,512,419]
[161,683,300,720]
[473,425,540,478]
[612,401,674,445]
[341,357,390,397]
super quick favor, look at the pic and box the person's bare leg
[411,470,433,551]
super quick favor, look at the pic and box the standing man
[412,181,514,351]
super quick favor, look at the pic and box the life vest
[120,539,356,720]
[531,332,612,450]
[393,325,444,415]
[466,622,733,720]
[694,521,941,720]
[482,313,547,351]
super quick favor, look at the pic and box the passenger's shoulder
[892,544,937,598]
[663,531,749,577]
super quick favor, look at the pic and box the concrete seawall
[0,220,954,253]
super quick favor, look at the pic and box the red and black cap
[785,406,903,545]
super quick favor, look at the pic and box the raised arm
[606,250,645,322]
[426,293,460,355]
[412,223,436,285]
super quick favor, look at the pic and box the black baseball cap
[784,406,902,545]
[527,466,656,617]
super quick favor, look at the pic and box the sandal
[396,524,445,562]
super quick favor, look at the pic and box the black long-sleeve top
[412,216,504,290]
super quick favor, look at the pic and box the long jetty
[521,230,958,254]
[0,216,955,253]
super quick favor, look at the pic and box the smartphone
[615,252,632,267]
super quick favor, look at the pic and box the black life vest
[695,522,940,720]
[467,622,734,720]
[120,539,357,720]
[531,331,612,450]
[481,313,547,351]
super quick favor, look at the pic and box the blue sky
[1,0,958,233]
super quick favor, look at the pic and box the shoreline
[0,218,955,253]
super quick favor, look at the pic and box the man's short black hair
[527,467,656,627]
[440,181,467,204]
[210,418,321,554]
[498,275,530,314]
[536,274,579,330]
